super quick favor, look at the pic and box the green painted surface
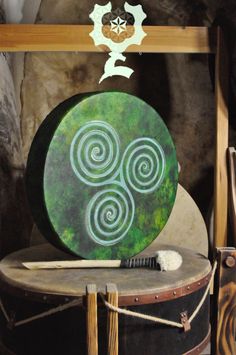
[30,92,178,259]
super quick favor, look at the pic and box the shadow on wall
[0,151,32,257]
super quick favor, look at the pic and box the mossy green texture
[41,92,178,259]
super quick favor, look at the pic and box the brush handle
[23,257,159,270]
[23,260,121,270]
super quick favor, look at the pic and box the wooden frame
[214,27,229,248]
[228,147,236,246]
[106,284,118,355]
[212,248,236,354]
[0,25,228,247]
[86,284,98,355]
[0,25,229,354]
[0,25,216,53]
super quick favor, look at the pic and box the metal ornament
[89,2,147,83]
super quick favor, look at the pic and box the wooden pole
[228,147,236,246]
[106,283,118,355]
[86,284,98,355]
[0,25,216,53]
[214,27,229,248]
[211,248,236,355]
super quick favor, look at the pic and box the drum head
[26,92,178,259]
[0,244,211,303]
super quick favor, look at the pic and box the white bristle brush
[22,250,183,271]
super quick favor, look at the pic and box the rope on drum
[0,261,217,330]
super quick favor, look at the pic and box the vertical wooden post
[86,284,98,355]
[211,248,236,354]
[106,283,118,355]
[228,147,236,246]
[214,27,229,248]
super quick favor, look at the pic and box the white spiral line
[120,137,166,193]
[86,182,135,246]
[70,122,166,246]
[70,121,120,186]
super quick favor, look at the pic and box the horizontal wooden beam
[0,25,216,53]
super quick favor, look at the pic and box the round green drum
[26,92,178,259]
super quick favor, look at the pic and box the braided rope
[0,298,10,322]
[189,261,217,323]
[0,297,82,328]
[101,261,217,329]
[100,293,183,328]
[0,261,217,329]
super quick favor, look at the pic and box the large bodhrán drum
[26,92,178,260]
[0,244,211,355]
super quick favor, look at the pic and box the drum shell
[1,284,210,355]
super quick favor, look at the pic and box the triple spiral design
[70,121,166,246]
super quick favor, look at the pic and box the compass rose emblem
[89,2,147,83]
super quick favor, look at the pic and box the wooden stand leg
[211,248,236,355]
[228,147,236,247]
[214,27,229,249]
[106,283,118,355]
[86,284,98,355]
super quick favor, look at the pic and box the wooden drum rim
[0,268,212,307]
[116,270,211,306]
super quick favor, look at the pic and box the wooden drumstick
[23,250,183,271]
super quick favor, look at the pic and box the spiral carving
[70,121,120,186]
[121,138,166,193]
[86,183,135,246]
[70,122,166,246]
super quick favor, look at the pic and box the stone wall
[0,3,32,257]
